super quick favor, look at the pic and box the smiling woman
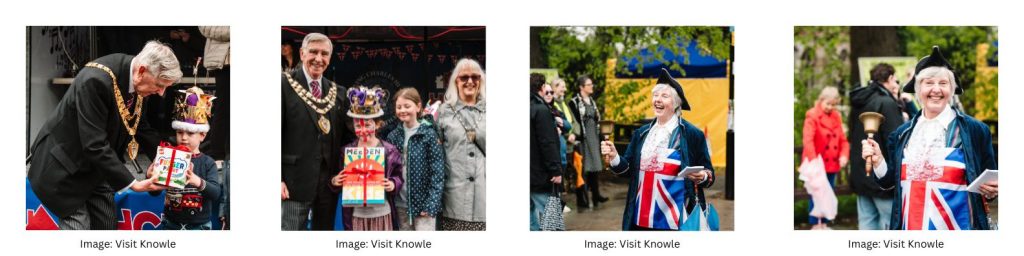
[600,68,715,231]
[436,58,487,230]
[913,66,957,118]
[861,46,998,230]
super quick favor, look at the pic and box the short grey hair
[301,32,333,52]
[135,41,182,82]
[652,83,682,114]
[551,78,566,89]
[913,66,958,105]
[445,58,486,103]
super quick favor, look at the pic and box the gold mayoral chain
[85,62,145,160]
[284,72,338,134]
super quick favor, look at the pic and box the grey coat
[436,100,486,222]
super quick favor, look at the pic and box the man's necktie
[125,93,136,110]
[311,80,322,99]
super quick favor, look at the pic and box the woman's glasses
[457,74,482,82]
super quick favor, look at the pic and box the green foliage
[538,26,730,124]
[794,26,850,146]
[794,194,858,224]
[602,80,647,123]
[974,72,998,120]
[898,26,997,117]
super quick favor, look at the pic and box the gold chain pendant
[87,62,143,160]
[318,115,331,134]
[127,138,139,161]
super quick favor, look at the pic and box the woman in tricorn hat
[862,46,998,230]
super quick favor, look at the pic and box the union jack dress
[633,148,690,230]
[899,147,972,230]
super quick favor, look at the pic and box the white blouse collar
[916,106,955,127]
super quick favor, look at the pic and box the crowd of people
[531,69,716,231]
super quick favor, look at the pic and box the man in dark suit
[27,41,181,230]
[281,32,352,230]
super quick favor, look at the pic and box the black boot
[575,186,590,209]
[586,172,608,205]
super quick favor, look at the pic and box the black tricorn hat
[656,68,690,110]
[903,46,963,94]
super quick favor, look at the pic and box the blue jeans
[808,173,837,224]
[529,192,552,231]
[161,219,213,230]
[857,195,893,230]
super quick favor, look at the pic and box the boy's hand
[186,164,202,187]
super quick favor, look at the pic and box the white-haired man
[281,32,353,230]
[28,41,182,230]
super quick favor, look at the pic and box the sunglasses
[543,91,554,95]
[457,74,482,82]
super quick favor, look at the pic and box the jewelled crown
[347,86,387,119]
[172,86,216,133]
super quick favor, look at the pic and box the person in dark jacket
[281,33,352,230]
[847,63,903,230]
[530,73,562,231]
[862,46,998,230]
[601,69,714,231]
[27,42,179,230]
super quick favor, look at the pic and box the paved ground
[562,173,734,231]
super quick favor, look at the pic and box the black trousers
[310,162,338,230]
[576,172,604,207]
[585,172,603,198]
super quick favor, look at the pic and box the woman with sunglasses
[436,58,487,230]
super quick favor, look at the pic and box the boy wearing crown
[149,86,223,230]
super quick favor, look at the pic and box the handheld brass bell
[859,112,885,177]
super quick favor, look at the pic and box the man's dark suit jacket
[281,67,351,202]
[28,53,159,218]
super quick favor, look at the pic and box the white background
[0,0,1018,255]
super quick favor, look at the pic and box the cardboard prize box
[154,142,192,189]
[341,147,386,207]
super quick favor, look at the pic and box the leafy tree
[898,26,997,119]
[536,26,730,124]
[794,26,850,146]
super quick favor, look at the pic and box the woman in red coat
[801,86,849,229]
